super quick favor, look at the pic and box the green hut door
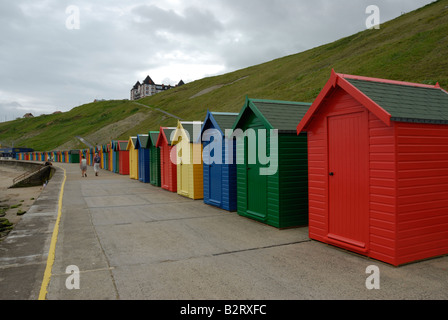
[246,129,267,219]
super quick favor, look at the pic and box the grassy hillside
[0,100,150,151]
[1,0,447,151]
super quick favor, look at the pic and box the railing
[13,165,45,184]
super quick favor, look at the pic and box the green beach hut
[147,131,161,187]
[232,98,311,229]
[69,150,80,163]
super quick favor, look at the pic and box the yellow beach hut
[171,121,204,200]
[127,136,139,180]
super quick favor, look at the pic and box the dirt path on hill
[189,76,249,99]
[55,112,152,150]
[132,102,184,120]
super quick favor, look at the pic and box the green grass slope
[0,100,150,151]
[1,0,447,151]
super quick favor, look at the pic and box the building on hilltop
[130,81,142,100]
[130,76,185,100]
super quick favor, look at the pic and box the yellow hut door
[178,137,190,196]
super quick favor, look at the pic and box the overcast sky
[0,0,435,121]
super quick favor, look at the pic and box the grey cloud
[131,5,224,38]
[0,101,33,121]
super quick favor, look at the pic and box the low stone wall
[0,161,64,299]
[0,160,45,170]
[0,160,56,188]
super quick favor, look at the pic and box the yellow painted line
[38,167,67,300]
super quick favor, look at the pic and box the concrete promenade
[1,162,448,300]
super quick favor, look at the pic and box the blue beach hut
[200,111,239,211]
[135,134,150,183]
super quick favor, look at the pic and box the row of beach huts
[16,71,448,266]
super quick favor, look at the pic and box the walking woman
[80,155,87,177]
[93,153,101,176]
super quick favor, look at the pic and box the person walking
[80,155,87,177]
[93,153,101,176]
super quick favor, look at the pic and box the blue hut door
[138,149,143,182]
[208,136,222,206]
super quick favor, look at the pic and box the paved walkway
[1,162,448,300]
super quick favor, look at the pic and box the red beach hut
[117,141,130,175]
[156,127,177,193]
[296,70,448,266]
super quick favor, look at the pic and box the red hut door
[327,111,369,251]
[161,145,169,189]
